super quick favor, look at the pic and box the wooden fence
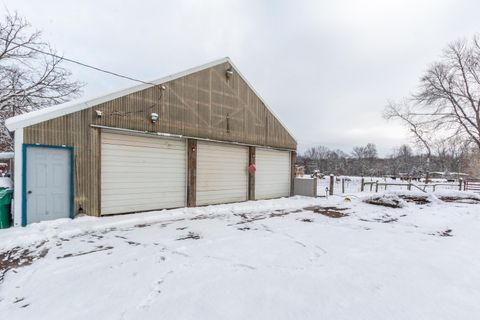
[465,181,480,193]
[360,178,463,193]
[324,176,477,195]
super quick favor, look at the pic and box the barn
[5,58,297,226]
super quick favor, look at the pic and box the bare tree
[351,143,378,176]
[385,35,480,180]
[384,101,433,182]
[405,36,480,149]
[0,12,82,151]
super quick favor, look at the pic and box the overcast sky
[3,0,479,155]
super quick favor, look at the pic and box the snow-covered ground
[1,193,480,319]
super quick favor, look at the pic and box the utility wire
[0,38,160,87]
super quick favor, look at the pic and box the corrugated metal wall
[22,61,296,216]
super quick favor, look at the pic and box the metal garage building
[5,58,297,226]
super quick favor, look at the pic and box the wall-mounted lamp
[226,67,234,79]
[160,84,166,90]
[95,110,103,118]
[151,112,159,123]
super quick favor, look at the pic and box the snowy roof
[0,152,14,159]
[5,57,296,141]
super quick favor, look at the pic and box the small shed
[5,58,297,226]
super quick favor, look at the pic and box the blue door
[25,146,72,224]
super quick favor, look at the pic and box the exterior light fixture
[151,112,159,123]
[95,110,103,118]
[160,84,166,90]
[226,67,234,79]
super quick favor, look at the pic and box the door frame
[22,144,74,226]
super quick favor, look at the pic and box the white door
[26,146,71,224]
[101,132,186,215]
[196,141,248,206]
[255,148,291,199]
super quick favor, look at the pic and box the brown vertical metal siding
[22,61,296,217]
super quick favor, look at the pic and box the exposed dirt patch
[303,206,349,218]
[270,209,300,218]
[430,229,453,237]
[233,209,302,225]
[190,214,210,220]
[364,197,402,208]
[237,226,251,231]
[134,218,186,229]
[439,196,480,204]
[13,297,25,304]
[399,195,430,205]
[0,241,49,283]
[360,214,399,224]
[57,246,113,259]
[176,232,201,241]
[300,218,314,223]
[234,213,267,224]
[375,215,398,223]
[126,241,141,246]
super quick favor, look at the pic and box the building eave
[5,57,297,144]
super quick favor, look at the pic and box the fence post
[360,177,364,192]
[375,181,379,193]
[341,178,345,194]
[370,182,373,192]
[313,177,318,197]
[433,185,436,192]
[459,178,463,191]
[407,182,411,191]
[329,174,334,196]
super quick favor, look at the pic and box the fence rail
[360,179,464,193]
[465,181,480,193]
[318,176,478,196]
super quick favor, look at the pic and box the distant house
[6,58,297,226]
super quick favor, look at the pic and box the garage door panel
[196,193,246,203]
[101,132,186,215]
[101,200,183,214]
[256,149,291,200]
[102,146,185,158]
[196,142,248,206]
[102,167,187,174]
[101,134,184,149]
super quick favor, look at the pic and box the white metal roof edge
[6,57,297,145]
[5,57,229,131]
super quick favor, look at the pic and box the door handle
[27,190,32,194]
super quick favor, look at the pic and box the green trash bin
[0,189,13,229]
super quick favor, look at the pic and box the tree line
[297,142,477,178]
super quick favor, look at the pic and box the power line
[0,38,160,87]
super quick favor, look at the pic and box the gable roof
[5,57,296,142]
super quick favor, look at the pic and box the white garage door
[101,132,186,215]
[197,141,248,206]
[255,148,291,199]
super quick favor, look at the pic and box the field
[0,191,480,319]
